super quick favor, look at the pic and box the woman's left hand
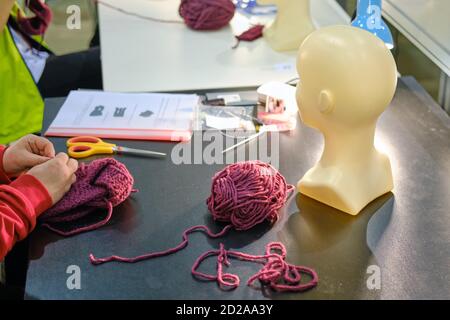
[3,134,56,177]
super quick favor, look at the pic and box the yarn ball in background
[207,161,294,231]
[179,0,235,31]
[40,158,134,236]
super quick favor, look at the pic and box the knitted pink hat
[39,158,134,236]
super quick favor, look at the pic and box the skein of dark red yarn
[207,161,294,230]
[179,0,235,30]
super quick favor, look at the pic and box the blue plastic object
[234,0,277,16]
[351,0,394,49]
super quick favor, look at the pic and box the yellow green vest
[0,3,47,144]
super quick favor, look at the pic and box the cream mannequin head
[296,25,398,215]
[257,0,315,52]
[297,25,397,132]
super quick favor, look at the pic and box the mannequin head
[257,0,314,52]
[296,26,397,132]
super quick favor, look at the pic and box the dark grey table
[25,77,450,300]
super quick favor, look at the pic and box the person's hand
[3,134,56,177]
[27,153,78,204]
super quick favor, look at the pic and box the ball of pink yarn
[207,161,293,231]
[179,0,235,31]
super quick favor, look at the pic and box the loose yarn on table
[192,243,318,292]
[90,161,318,293]
[232,25,265,49]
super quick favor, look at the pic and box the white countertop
[99,0,349,92]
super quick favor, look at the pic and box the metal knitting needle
[115,146,167,159]
[221,126,268,154]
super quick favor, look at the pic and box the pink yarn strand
[191,242,318,292]
[42,201,114,237]
[89,224,233,265]
[94,0,183,24]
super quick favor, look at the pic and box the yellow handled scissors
[67,136,167,159]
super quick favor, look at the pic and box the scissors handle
[67,136,102,146]
[68,145,115,159]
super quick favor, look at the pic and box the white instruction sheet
[49,90,198,131]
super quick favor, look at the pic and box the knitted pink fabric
[40,158,134,236]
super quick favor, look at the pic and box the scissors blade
[116,146,167,159]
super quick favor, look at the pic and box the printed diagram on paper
[49,91,198,131]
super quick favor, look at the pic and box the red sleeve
[0,174,52,261]
[0,146,12,184]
